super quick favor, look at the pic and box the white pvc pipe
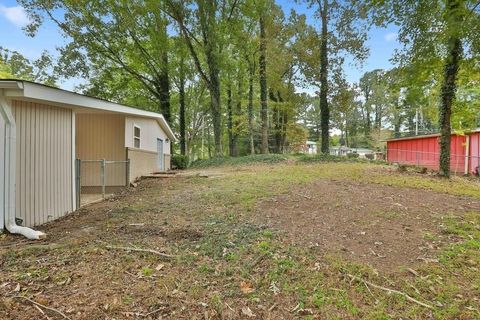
[0,94,46,240]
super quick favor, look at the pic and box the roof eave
[0,80,24,90]
[0,80,177,141]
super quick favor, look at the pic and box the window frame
[133,125,141,149]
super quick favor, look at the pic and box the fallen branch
[14,296,72,320]
[106,246,174,259]
[140,307,166,318]
[347,274,434,309]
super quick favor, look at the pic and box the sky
[0,0,401,92]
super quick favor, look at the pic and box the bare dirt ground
[256,179,480,271]
[1,162,479,319]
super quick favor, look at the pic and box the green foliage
[172,154,188,169]
[0,59,13,78]
[190,154,289,168]
[297,154,382,165]
[0,47,57,85]
[141,267,153,277]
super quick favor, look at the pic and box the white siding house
[0,80,175,236]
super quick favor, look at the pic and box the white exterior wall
[125,117,171,154]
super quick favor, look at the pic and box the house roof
[386,129,480,142]
[0,79,176,141]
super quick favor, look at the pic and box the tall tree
[297,0,369,153]
[0,47,57,85]
[259,13,269,154]
[368,0,480,177]
[165,0,239,156]
[319,0,329,153]
[247,57,256,154]
[438,0,464,176]
[178,56,187,155]
[21,0,172,121]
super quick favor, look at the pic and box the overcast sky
[0,0,401,92]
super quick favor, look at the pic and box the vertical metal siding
[469,132,480,173]
[12,100,73,227]
[387,134,468,174]
[0,113,4,231]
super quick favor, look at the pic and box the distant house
[330,146,374,158]
[349,148,375,159]
[305,141,317,154]
[0,80,175,237]
[330,146,350,157]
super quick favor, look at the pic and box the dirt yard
[1,162,479,319]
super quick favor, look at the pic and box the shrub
[297,154,343,162]
[190,154,289,168]
[365,153,374,160]
[346,152,359,159]
[172,154,188,169]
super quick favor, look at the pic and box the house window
[134,125,141,148]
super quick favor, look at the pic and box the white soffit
[0,80,176,141]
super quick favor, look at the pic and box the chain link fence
[387,148,480,176]
[75,159,130,208]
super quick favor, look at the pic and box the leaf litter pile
[1,163,479,319]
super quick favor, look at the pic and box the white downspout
[0,94,46,239]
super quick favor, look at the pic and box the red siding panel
[387,133,471,174]
[469,132,480,174]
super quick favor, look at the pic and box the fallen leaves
[241,306,255,317]
[240,281,255,294]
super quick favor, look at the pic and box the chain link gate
[75,159,130,208]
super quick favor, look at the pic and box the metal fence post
[76,159,81,209]
[101,159,106,199]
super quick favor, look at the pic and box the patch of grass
[141,267,153,277]
[368,173,480,198]
[298,153,386,165]
[371,210,401,220]
[197,263,215,274]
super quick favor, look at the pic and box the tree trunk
[365,108,371,138]
[394,105,402,138]
[279,91,288,152]
[439,37,462,177]
[232,75,242,157]
[248,60,255,154]
[159,24,171,124]
[207,59,222,156]
[179,56,187,156]
[438,0,463,177]
[269,89,281,153]
[394,122,401,138]
[319,0,329,154]
[374,105,381,130]
[227,84,234,156]
[259,14,269,154]
[207,123,212,158]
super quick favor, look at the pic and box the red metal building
[386,130,480,175]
